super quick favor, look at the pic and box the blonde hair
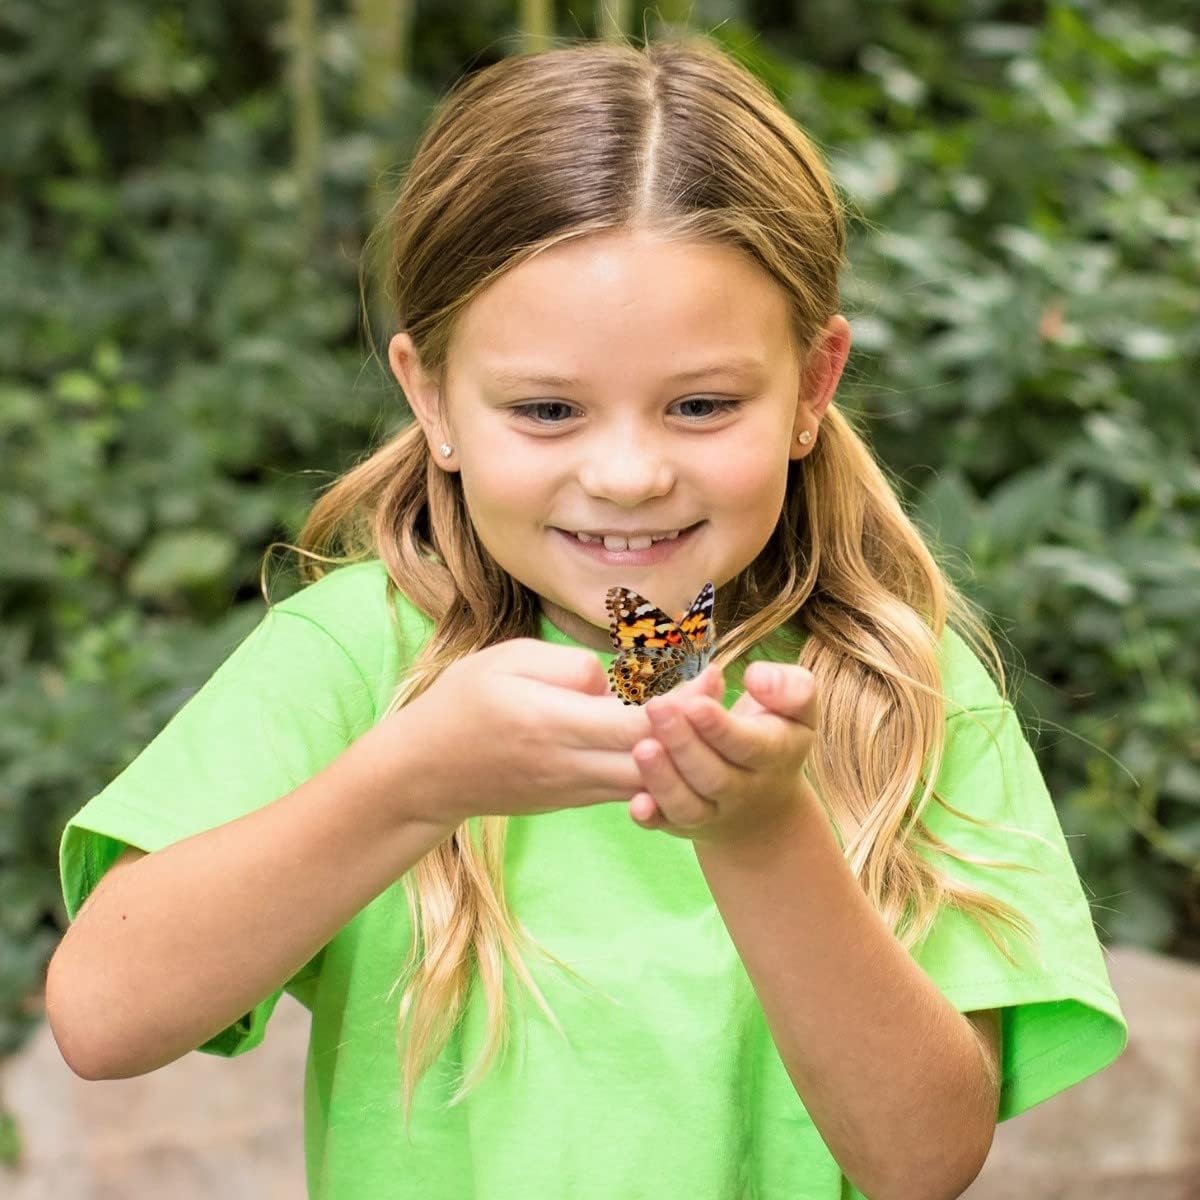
[264,33,1036,1132]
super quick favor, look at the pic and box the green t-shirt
[59,559,1127,1199]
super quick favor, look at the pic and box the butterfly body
[605,582,716,705]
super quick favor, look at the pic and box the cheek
[459,440,553,532]
[706,441,789,516]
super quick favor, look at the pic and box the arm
[694,788,1001,1200]
[46,712,455,1081]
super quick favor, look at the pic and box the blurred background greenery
[1,0,1197,1145]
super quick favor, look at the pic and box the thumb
[579,654,615,696]
[700,662,720,700]
[744,661,818,725]
[700,662,725,700]
[559,651,612,696]
[676,662,724,703]
[503,639,612,696]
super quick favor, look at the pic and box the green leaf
[52,370,104,408]
[128,530,239,597]
[1024,546,1135,605]
[983,463,1069,553]
[914,471,978,560]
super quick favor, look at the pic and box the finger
[744,663,819,730]
[503,640,613,696]
[675,694,787,771]
[515,678,654,750]
[703,663,726,699]
[632,734,715,827]
[575,748,658,802]
[673,663,724,704]
[596,701,656,749]
[645,697,744,799]
[629,791,668,829]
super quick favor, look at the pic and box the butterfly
[605,581,716,705]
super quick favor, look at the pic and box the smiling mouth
[552,521,704,563]
[559,521,702,550]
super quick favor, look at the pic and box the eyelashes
[509,398,743,425]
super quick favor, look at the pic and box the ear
[792,315,852,454]
[388,332,455,468]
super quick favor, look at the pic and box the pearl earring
[439,443,452,457]
[796,431,812,444]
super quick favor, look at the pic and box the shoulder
[267,558,435,702]
[272,558,430,635]
[936,623,1009,718]
[273,558,390,624]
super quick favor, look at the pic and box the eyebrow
[486,357,767,389]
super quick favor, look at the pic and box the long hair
[264,33,1035,1132]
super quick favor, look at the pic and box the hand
[355,638,654,832]
[629,660,819,847]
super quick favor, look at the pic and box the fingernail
[758,665,782,692]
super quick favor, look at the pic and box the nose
[576,427,675,506]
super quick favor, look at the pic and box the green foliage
[746,1,1200,952]
[1,0,1197,1088]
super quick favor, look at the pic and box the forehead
[449,232,792,383]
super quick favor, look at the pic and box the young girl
[48,33,1126,1200]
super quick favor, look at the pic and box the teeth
[574,530,682,550]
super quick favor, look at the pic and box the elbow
[44,948,113,1081]
[883,1054,999,1200]
[948,1125,997,1198]
[45,947,192,1082]
[56,1042,109,1082]
[880,1126,996,1200]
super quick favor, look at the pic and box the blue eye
[511,401,576,423]
[675,397,740,419]
[509,398,741,425]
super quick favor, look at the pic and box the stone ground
[1,944,1197,1198]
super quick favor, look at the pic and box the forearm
[694,789,997,1200]
[46,717,454,1081]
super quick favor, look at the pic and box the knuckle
[511,706,543,752]
[767,722,791,758]
[621,764,647,793]
[498,698,539,755]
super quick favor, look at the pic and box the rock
[0,993,308,1198]
[962,944,1200,1200]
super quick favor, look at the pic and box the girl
[47,33,1126,1200]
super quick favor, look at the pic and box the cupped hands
[629,660,820,847]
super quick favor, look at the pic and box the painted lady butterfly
[605,581,716,705]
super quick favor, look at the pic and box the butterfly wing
[610,645,689,705]
[673,581,716,680]
[606,586,687,705]
[605,583,716,704]
[605,587,679,651]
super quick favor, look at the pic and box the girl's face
[390,229,849,652]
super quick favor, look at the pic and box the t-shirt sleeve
[911,701,1128,1120]
[57,600,379,1058]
